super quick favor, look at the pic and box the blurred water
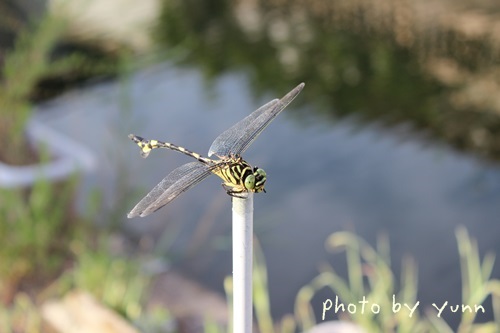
[36,62,500,325]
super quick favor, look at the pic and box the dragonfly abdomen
[129,134,212,164]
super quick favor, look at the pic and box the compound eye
[244,174,256,190]
[256,168,267,178]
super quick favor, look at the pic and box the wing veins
[208,82,304,157]
[128,161,214,218]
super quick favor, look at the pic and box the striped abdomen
[129,134,212,164]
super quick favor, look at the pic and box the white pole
[232,192,254,333]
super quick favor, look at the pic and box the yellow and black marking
[129,134,210,163]
[128,134,267,195]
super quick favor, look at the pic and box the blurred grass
[0,293,43,333]
[0,9,169,333]
[219,228,500,333]
[294,228,499,333]
[0,10,125,165]
[294,231,426,332]
[0,14,66,165]
[0,176,77,304]
[427,228,500,333]
[0,174,172,332]
[0,232,164,333]
[57,238,147,320]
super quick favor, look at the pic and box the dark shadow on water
[154,0,500,162]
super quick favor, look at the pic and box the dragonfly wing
[208,82,305,157]
[128,161,212,218]
[208,98,278,157]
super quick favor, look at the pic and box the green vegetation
[0,11,169,333]
[0,177,76,303]
[57,238,148,320]
[0,171,163,332]
[0,14,66,165]
[429,228,500,333]
[0,11,124,165]
[295,232,424,332]
[293,228,500,333]
[0,293,43,333]
[217,229,500,333]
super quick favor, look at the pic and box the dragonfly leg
[222,183,248,198]
[229,192,248,199]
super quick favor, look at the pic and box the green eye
[244,174,256,189]
[253,168,267,192]
[256,169,266,178]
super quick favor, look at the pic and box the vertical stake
[232,192,253,333]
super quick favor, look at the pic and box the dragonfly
[127,82,305,218]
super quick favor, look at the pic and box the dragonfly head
[244,167,267,193]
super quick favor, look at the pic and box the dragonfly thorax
[214,158,267,194]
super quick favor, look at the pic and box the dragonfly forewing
[208,82,305,158]
[208,99,278,158]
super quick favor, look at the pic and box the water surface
[37,62,500,326]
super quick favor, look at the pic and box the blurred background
[0,0,499,332]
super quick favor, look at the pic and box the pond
[36,0,500,329]
[36,61,499,328]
